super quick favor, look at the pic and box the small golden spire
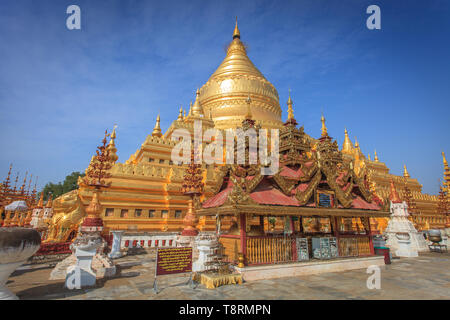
[354,137,359,148]
[287,89,295,121]
[342,128,354,154]
[192,89,204,116]
[368,154,371,161]
[109,124,117,147]
[184,109,186,118]
[108,125,119,162]
[374,149,379,162]
[152,114,162,137]
[178,106,183,120]
[443,151,448,167]
[188,101,193,117]
[403,165,410,178]
[320,114,328,137]
[233,16,240,39]
[245,94,253,119]
[37,192,44,208]
[389,179,402,203]
[45,193,53,208]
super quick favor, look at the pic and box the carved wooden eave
[197,204,390,218]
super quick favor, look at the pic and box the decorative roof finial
[367,154,371,161]
[320,114,328,137]
[443,151,448,167]
[233,16,240,39]
[287,89,295,121]
[178,106,183,120]
[152,114,162,137]
[403,165,410,178]
[374,149,379,162]
[109,124,117,147]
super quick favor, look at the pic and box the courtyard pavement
[6,251,450,300]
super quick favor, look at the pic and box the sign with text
[156,247,192,276]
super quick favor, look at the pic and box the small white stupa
[384,179,428,256]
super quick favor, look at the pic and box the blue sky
[0,0,449,194]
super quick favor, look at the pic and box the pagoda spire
[403,165,410,178]
[108,125,119,162]
[233,16,240,39]
[389,179,402,203]
[342,128,354,154]
[45,193,53,208]
[177,106,183,121]
[442,151,450,194]
[188,101,193,117]
[152,114,162,137]
[374,149,379,162]
[192,89,204,116]
[37,192,44,208]
[320,114,328,137]
[285,89,297,125]
[367,154,371,161]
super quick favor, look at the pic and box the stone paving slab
[6,252,450,300]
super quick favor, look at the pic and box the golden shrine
[2,21,448,241]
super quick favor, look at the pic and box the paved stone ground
[6,252,450,300]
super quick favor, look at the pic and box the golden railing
[338,236,371,257]
[246,236,294,265]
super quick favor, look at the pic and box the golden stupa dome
[199,20,283,130]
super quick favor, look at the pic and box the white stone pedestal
[51,232,116,283]
[394,233,418,257]
[108,230,124,259]
[65,246,97,289]
[193,236,219,272]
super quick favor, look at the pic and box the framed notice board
[156,247,193,276]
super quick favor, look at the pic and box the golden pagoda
[42,21,445,242]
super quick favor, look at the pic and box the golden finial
[342,128,354,154]
[443,151,448,167]
[374,149,379,162]
[354,137,359,148]
[108,124,117,147]
[192,88,204,116]
[245,94,253,119]
[287,89,294,121]
[320,114,328,137]
[368,154,371,161]
[152,114,162,137]
[184,109,186,118]
[178,106,183,120]
[233,16,240,39]
[403,165,410,178]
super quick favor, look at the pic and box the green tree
[40,171,85,200]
